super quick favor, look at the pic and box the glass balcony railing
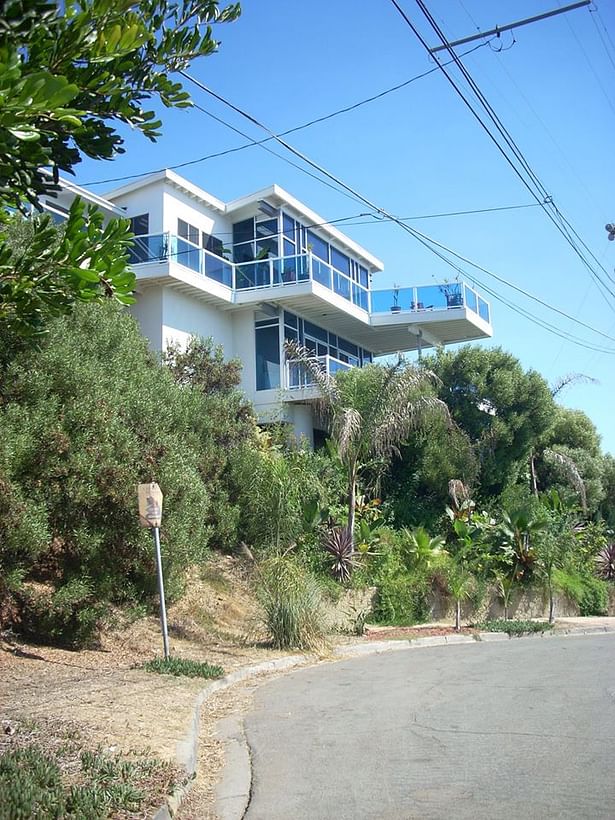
[128,233,491,325]
[370,282,490,324]
[128,232,234,288]
[127,233,370,311]
[285,355,352,389]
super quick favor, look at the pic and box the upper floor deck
[44,170,493,354]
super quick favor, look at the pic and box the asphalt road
[243,635,615,820]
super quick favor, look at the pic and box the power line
[177,201,542,239]
[82,42,491,188]
[176,71,615,352]
[589,4,615,74]
[389,0,615,309]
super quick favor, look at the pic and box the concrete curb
[156,625,615,818]
[153,654,310,819]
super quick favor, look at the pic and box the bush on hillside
[0,303,259,644]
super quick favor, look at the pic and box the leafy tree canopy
[0,0,240,334]
[0,0,240,210]
[427,346,555,497]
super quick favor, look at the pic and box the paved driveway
[243,635,615,819]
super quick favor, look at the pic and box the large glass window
[203,233,224,258]
[255,320,280,391]
[331,247,350,276]
[233,218,254,245]
[282,311,372,369]
[306,230,329,262]
[178,218,199,246]
[130,213,149,235]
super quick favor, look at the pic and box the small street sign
[137,482,169,660]
[138,482,163,528]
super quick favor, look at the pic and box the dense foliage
[0,0,239,334]
[0,303,258,642]
[0,305,612,645]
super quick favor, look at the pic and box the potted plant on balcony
[390,284,401,314]
[439,279,463,308]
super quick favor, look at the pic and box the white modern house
[45,170,492,446]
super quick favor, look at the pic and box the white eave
[226,184,384,272]
[54,175,125,216]
[103,169,226,214]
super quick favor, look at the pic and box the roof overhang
[53,175,125,216]
[104,169,226,213]
[226,184,384,272]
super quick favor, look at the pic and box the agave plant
[322,526,356,583]
[596,542,615,581]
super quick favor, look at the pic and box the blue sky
[76,0,615,454]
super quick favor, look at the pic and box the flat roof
[100,170,383,270]
[226,184,384,271]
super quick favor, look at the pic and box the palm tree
[285,342,448,549]
[446,561,475,631]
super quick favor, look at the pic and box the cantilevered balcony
[128,232,492,353]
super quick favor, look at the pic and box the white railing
[284,355,352,390]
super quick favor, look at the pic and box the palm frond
[283,340,340,405]
[372,394,449,459]
[543,448,588,514]
[550,372,599,398]
[332,407,362,460]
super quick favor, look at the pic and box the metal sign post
[138,482,170,660]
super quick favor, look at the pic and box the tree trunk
[529,451,539,497]
[548,579,555,624]
[455,598,461,632]
[503,601,509,621]
[347,466,356,552]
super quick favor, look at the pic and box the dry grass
[0,556,294,766]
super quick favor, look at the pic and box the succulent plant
[596,542,615,581]
[322,526,355,583]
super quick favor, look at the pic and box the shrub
[17,578,106,648]
[0,742,175,819]
[579,576,609,616]
[480,619,553,636]
[256,554,327,650]
[372,570,431,625]
[351,527,432,625]
[0,303,257,645]
[554,569,609,616]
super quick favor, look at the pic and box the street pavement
[243,634,615,819]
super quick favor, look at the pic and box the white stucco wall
[231,309,257,396]
[161,288,235,354]
[162,187,231,242]
[290,404,315,448]
[109,181,165,233]
[130,286,163,350]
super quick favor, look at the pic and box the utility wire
[181,201,542,239]
[177,72,615,351]
[82,42,490,188]
[589,4,615,74]
[417,0,615,297]
[390,0,615,309]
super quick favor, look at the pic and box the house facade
[45,170,492,446]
